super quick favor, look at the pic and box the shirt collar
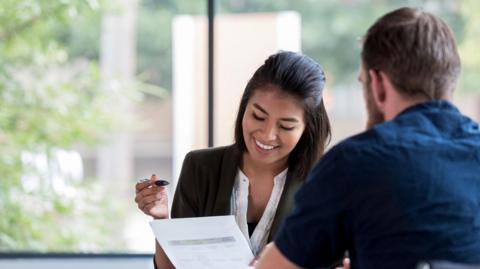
[396,100,458,118]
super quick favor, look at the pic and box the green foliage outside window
[0,0,128,251]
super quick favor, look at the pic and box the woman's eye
[280,126,295,131]
[252,113,265,121]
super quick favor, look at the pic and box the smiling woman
[241,86,306,175]
[134,51,331,269]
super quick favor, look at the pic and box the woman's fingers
[334,258,350,269]
[141,191,166,205]
[135,174,169,219]
[135,185,165,202]
[136,187,165,204]
[143,199,165,212]
[135,185,169,218]
[136,180,152,193]
[135,186,167,204]
[138,196,165,213]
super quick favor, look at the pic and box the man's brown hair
[361,7,461,100]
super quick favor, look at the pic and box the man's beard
[364,82,385,129]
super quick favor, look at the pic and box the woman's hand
[135,174,169,219]
[249,243,273,267]
[335,258,350,269]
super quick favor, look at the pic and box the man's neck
[384,92,451,121]
[385,98,424,121]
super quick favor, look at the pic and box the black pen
[137,177,170,186]
[153,179,170,186]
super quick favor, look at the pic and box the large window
[0,0,204,253]
[215,0,480,144]
[1,0,479,255]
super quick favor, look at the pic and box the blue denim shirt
[275,100,480,269]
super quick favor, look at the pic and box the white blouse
[230,168,288,255]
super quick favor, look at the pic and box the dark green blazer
[171,144,303,240]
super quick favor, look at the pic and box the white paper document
[150,215,254,269]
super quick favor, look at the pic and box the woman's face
[242,85,306,168]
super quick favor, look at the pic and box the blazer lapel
[212,145,241,215]
[269,174,303,240]
[208,145,303,241]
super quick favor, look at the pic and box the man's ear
[368,69,386,112]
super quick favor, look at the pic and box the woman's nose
[261,122,277,140]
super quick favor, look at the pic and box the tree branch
[0,4,67,42]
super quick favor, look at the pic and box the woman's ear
[368,69,386,113]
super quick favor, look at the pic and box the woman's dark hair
[234,51,331,181]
